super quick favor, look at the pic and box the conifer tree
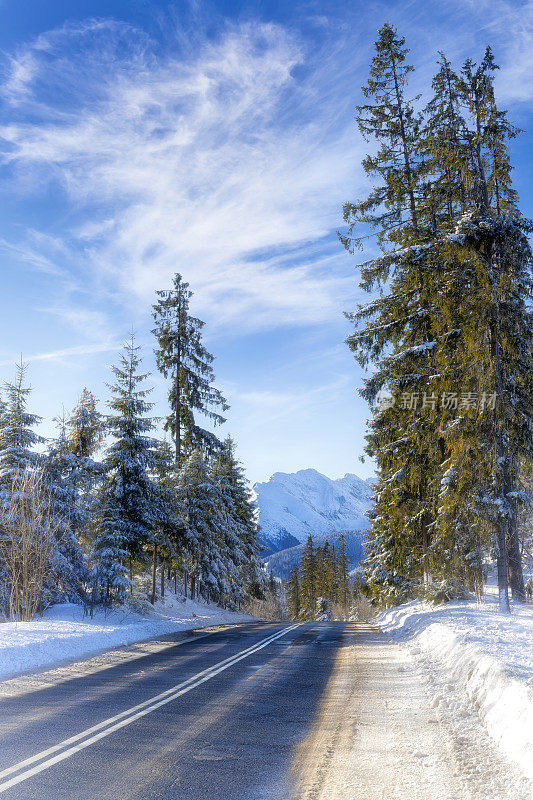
[0,360,43,499]
[342,24,439,600]
[299,535,317,618]
[424,49,531,608]
[337,534,350,610]
[67,388,105,459]
[150,439,186,600]
[43,412,88,598]
[212,437,265,599]
[178,449,226,602]
[152,274,228,467]
[324,541,338,604]
[343,28,532,612]
[287,565,301,620]
[93,334,161,604]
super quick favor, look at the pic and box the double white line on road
[0,623,300,795]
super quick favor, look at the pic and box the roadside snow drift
[376,597,533,786]
[0,596,254,682]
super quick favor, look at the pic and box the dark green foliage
[93,334,161,604]
[286,535,353,620]
[152,273,228,466]
[343,26,532,611]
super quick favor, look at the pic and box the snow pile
[253,468,372,553]
[376,596,533,786]
[0,596,254,682]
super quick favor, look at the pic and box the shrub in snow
[420,579,471,605]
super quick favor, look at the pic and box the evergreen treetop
[152,273,228,466]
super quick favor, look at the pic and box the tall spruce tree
[287,565,301,620]
[43,412,89,599]
[440,51,532,609]
[67,388,104,459]
[178,449,226,602]
[299,535,317,618]
[150,439,186,602]
[342,24,440,603]
[152,274,228,467]
[0,360,43,499]
[93,334,161,604]
[337,534,350,611]
[211,437,265,600]
[343,28,532,612]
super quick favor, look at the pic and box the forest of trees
[286,534,352,620]
[0,273,266,620]
[342,25,533,612]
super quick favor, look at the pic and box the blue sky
[1,0,533,484]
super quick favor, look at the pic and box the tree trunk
[190,574,196,600]
[496,522,511,613]
[150,544,157,605]
[175,362,181,468]
[488,244,511,614]
[161,563,165,599]
[184,570,188,599]
[507,514,526,602]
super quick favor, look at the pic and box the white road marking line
[0,626,291,782]
[0,624,301,794]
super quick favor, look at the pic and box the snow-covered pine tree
[152,274,228,467]
[93,334,161,605]
[208,454,246,608]
[344,31,532,611]
[178,449,227,602]
[42,411,89,601]
[211,437,265,602]
[0,361,44,615]
[63,388,105,559]
[342,24,442,602]
[433,50,532,610]
[0,360,43,498]
[150,439,186,603]
[67,388,105,459]
[299,535,317,619]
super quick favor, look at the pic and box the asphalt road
[0,621,353,800]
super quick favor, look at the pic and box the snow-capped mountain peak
[252,468,372,554]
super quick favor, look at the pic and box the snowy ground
[0,594,255,683]
[376,588,533,793]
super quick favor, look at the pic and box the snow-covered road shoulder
[375,597,533,787]
[0,596,255,683]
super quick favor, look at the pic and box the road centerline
[0,623,301,795]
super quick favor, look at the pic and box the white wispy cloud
[226,374,352,427]
[0,342,121,369]
[0,16,366,333]
[0,1,531,343]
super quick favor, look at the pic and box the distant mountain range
[252,468,373,558]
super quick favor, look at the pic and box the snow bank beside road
[376,598,533,786]
[0,596,254,682]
